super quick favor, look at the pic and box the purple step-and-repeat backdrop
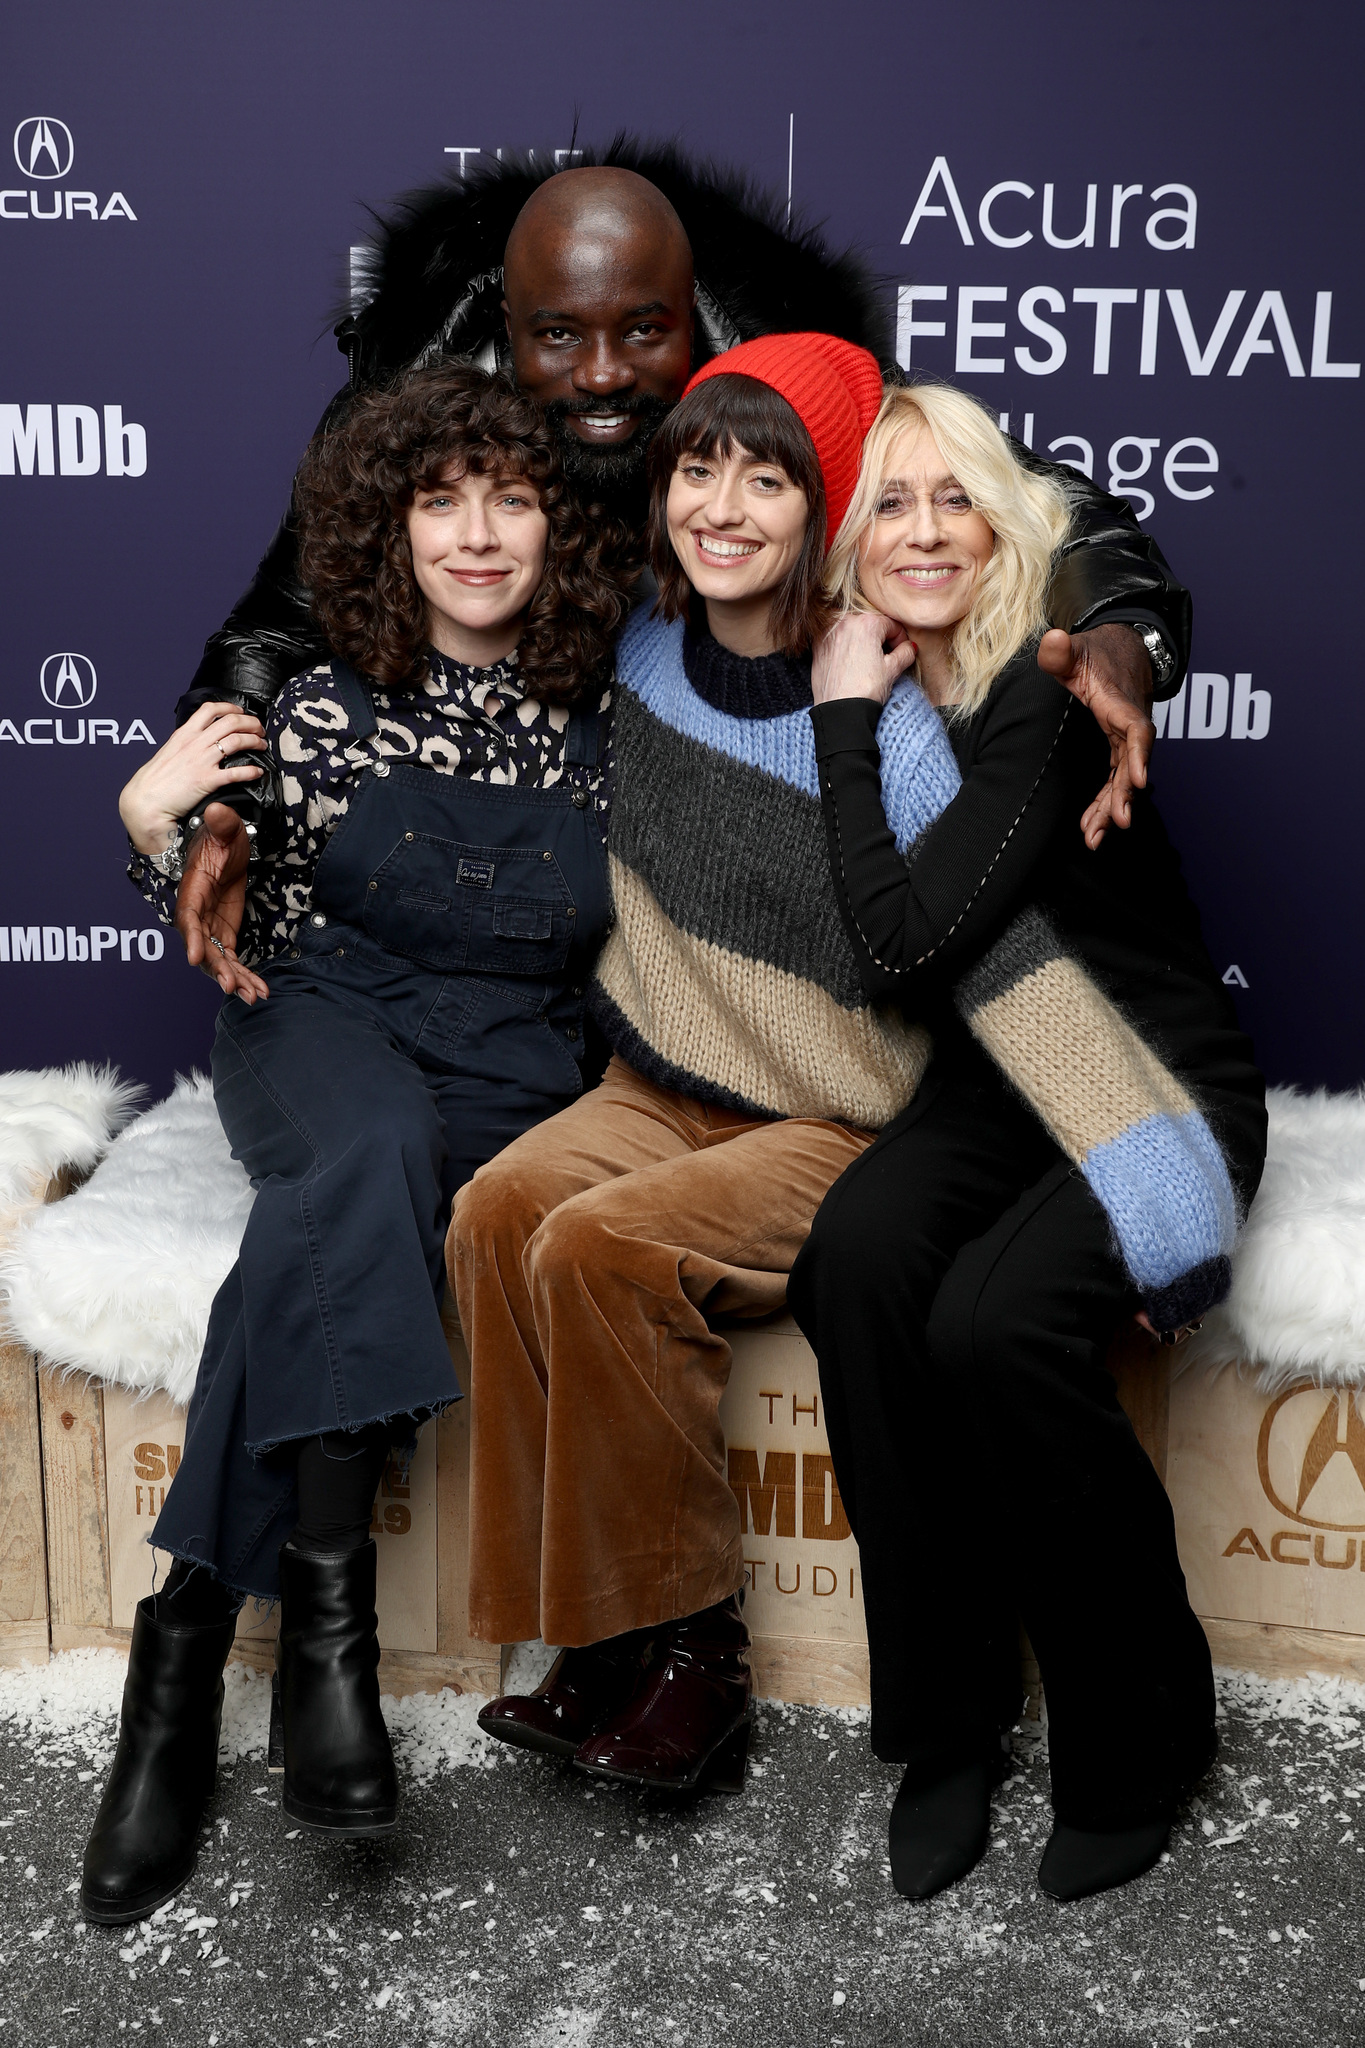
[3,1,1360,1101]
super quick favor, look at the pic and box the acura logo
[13,117,74,181]
[1258,1384,1365,1533]
[40,652,97,709]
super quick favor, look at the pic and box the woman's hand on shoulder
[118,701,266,856]
[811,611,918,707]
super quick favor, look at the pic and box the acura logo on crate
[13,116,73,179]
[40,651,96,708]
[1257,1384,1365,1534]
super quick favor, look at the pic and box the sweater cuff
[810,695,883,760]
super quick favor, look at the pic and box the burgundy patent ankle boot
[573,1593,752,1794]
[478,1629,658,1759]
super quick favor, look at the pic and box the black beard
[543,395,673,527]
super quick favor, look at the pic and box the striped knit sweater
[591,613,931,1129]
[592,608,1239,1331]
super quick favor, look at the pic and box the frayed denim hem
[244,1391,460,1464]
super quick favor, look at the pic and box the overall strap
[330,660,378,742]
[565,697,603,769]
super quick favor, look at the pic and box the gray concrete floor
[2,1657,1364,2046]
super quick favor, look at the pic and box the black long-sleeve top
[810,656,1267,1204]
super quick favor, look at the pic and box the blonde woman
[789,381,1266,1903]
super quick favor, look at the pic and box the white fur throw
[0,1063,142,1227]
[0,1073,254,1405]
[3,1074,1363,1406]
[1184,1086,1365,1390]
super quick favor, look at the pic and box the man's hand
[812,610,918,707]
[174,804,269,1005]
[1037,623,1156,851]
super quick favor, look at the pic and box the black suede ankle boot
[889,1748,1008,1901]
[1037,1815,1172,1901]
[81,1597,237,1925]
[274,1539,398,1835]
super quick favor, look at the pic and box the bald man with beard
[499,167,696,510]
[172,143,1189,862]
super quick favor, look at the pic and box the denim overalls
[153,664,613,1598]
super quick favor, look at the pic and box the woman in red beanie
[449,334,904,1793]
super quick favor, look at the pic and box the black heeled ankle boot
[574,1593,752,1793]
[889,1747,1008,1901]
[478,1629,658,1759]
[81,1597,237,1925]
[274,1539,398,1835]
[1037,1815,1172,1901]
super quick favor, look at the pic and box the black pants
[787,1049,1215,1829]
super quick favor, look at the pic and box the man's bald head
[502,167,696,503]
[504,166,692,283]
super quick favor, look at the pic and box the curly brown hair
[294,364,631,703]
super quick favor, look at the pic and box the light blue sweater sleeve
[874,678,964,857]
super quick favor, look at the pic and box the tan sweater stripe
[969,955,1195,1157]
[597,857,930,1128]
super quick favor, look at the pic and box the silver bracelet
[150,828,186,882]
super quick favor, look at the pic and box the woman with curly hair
[86,365,629,1922]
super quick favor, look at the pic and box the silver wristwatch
[1128,621,1177,690]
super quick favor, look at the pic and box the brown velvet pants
[447,1057,873,1646]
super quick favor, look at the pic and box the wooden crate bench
[3,1313,499,1699]
[0,1338,49,1667]
[9,1302,1364,1706]
[1165,1365,1365,1684]
[721,1316,1365,1707]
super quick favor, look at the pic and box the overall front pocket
[365,833,573,975]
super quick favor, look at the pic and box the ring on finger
[209,936,227,956]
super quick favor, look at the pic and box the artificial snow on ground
[1,1649,1363,2046]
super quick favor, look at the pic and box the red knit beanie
[681,332,884,545]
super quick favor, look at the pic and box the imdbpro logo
[40,652,96,708]
[13,117,73,180]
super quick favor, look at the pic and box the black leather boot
[478,1630,658,1759]
[81,1597,237,1925]
[574,1594,752,1793]
[275,1539,398,1834]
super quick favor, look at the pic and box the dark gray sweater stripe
[953,904,1070,1017]
[610,688,872,1012]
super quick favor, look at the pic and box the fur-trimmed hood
[342,136,890,385]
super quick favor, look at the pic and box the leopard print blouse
[130,651,614,966]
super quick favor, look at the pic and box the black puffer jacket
[178,138,1191,838]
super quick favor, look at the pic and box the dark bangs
[648,373,830,655]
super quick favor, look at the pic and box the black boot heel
[701,1715,751,1794]
[81,1599,237,1925]
[267,1672,284,1775]
[277,1539,398,1835]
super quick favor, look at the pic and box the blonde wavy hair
[826,382,1074,717]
